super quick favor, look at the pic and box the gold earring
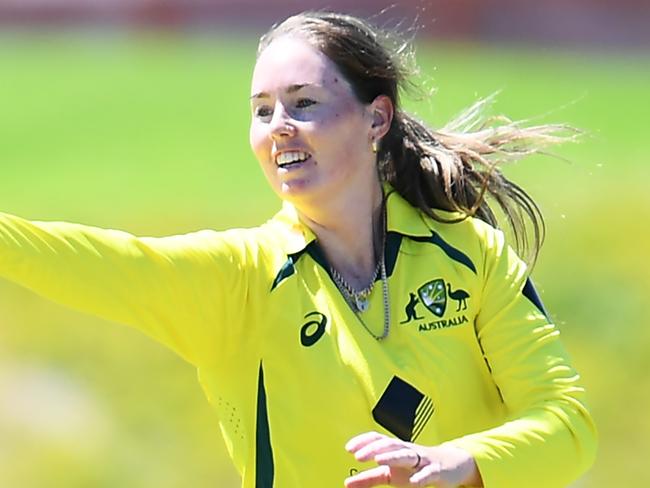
[372,139,378,153]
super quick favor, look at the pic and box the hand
[344,431,482,488]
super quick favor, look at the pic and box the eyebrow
[249,83,312,100]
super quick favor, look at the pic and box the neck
[297,181,384,290]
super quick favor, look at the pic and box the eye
[296,98,317,109]
[254,105,273,119]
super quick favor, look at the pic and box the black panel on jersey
[409,232,477,274]
[305,241,332,280]
[270,258,295,291]
[522,278,549,318]
[372,376,434,442]
[271,248,310,291]
[385,232,403,278]
[256,363,274,488]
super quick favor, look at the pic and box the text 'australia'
[418,315,469,332]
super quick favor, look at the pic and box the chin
[278,179,326,204]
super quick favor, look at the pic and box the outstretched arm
[0,212,253,366]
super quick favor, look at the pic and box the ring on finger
[412,451,422,469]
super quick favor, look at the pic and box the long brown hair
[258,11,578,264]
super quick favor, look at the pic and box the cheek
[322,101,367,136]
[249,123,280,188]
[249,123,269,162]
[322,110,368,155]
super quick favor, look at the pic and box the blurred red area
[0,0,649,48]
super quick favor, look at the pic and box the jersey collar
[268,201,317,256]
[268,185,434,256]
[384,187,435,238]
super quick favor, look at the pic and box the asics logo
[300,311,328,347]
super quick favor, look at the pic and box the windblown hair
[258,11,578,264]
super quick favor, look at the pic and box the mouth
[275,150,312,169]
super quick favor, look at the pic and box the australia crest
[417,279,446,317]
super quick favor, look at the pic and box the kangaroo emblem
[447,283,469,311]
[400,292,424,324]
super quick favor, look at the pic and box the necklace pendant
[355,296,369,313]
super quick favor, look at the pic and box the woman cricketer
[0,11,597,488]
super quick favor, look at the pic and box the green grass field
[0,33,648,487]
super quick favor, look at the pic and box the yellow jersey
[0,189,597,487]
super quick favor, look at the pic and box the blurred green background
[0,32,648,487]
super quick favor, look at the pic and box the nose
[269,102,297,140]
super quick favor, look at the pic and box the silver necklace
[330,261,380,313]
[329,204,391,341]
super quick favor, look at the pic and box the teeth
[276,151,310,166]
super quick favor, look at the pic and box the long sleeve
[449,224,598,487]
[0,212,256,366]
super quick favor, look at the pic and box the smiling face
[249,36,380,211]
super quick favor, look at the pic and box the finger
[345,431,387,453]
[344,464,392,488]
[375,447,421,469]
[354,437,405,462]
[409,461,442,487]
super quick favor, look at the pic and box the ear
[368,95,394,142]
